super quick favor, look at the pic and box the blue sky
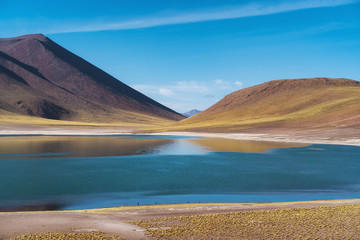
[1,0,359,112]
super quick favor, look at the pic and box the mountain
[159,78,360,132]
[182,109,201,117]
[0,34,184,125]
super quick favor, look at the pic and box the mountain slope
[0,34,184,124]
[159,78,360,132]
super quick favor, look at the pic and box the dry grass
[8,231,124,240]
[148,86,360,132]
[132,204,360,239]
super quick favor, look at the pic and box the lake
[0,135,360,210]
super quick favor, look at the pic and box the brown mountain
[160,78,360,132]
[0,34,184,124]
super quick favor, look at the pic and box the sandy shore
[1,199,360,239]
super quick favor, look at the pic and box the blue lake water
[0,135,360,210]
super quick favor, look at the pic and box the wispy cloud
[159,87,175,97]
[49,0,356,34]
[235,81,243,88]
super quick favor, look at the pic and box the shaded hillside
[160,78,360,132]
[0,34,184,124]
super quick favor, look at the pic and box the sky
[1,0,359,113]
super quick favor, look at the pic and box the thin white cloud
[159,87,175,97]
[49,0,356,34]
[235,81,243,88]
[215,79,224,85]
[175,81,209,93]
[214,79,237,90]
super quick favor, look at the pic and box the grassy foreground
[8,232,124,240]
[3,201,360,239]
[132,204,360,239]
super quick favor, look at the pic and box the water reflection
[0,136,173,157]
[0,135,308,159]
[189,138,307,153]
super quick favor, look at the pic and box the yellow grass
[0,109,175,128]
[8,231,124,240]
[132,204,360,239]
[3,200,360,239]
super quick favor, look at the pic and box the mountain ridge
[202,77,360,116]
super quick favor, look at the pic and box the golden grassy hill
[157,78,360,132]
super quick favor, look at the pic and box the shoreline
[1,126,360,147]
[150,131,360,146]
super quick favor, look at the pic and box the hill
[158,78,360,132]
[0,34,184,126]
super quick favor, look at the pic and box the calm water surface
[0,135,359,210]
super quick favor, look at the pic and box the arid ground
[1,199,360,239]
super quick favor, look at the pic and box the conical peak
[0,34,48,42]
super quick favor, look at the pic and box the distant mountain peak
[183,109,201,117]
